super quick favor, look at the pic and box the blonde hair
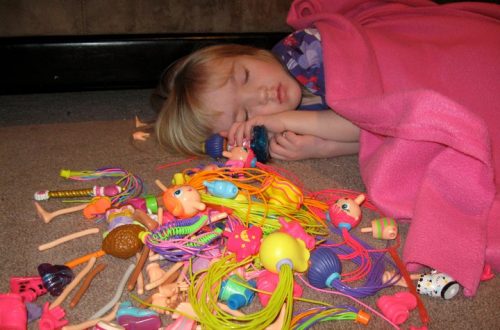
[155,44,279,156]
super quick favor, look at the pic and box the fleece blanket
[286,0,500,296]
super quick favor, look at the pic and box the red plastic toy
[0,293,27,330]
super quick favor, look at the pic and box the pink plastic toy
[224,224,263,261]
[10,276,47,302]
[278,217,315,250]
[38,302,68,330]
[162,185,206,218]
[0,293,27,330]
[376,291,417,325]
[165,315,197,330]
[327,194,365,230]
[223,146,257,169]
[256,270,303,307]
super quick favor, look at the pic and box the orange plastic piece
[83,197,112,219]
[355,310,371,325]
[65,250,106,269]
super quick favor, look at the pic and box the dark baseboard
[0,33,287,95]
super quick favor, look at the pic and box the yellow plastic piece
[259,232,310,273]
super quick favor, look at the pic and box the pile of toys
[0,144,461,330]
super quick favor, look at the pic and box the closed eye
[244,68,249,84]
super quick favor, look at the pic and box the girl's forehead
[206,57,236,89]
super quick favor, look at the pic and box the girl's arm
[226,110,359,147]
[269,131,359,160]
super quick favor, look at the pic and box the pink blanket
[286,0,500,296]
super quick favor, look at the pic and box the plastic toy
[0,293,27,330]
[104,205,135,232]
[65,250,106,269]
[278,217,315,250]
[34,184,121,201]
[223,146,257,169]
[416,271,460,299]
[83,197,113,219]
[224,223,263,261]
[91,264,135,319]
[127,230,157,292]
[132,208,159,231]
[66,303,120,330]
[38,302,68,330]
[162,184,206,218]
[256,270,303,307]
[382,270,422,288]
[261,175,303,210]
[203,125,270,163]
[145,262,189,314]
[49,256,97,310]
[38,227,100,251]
[189,254,294,329]
[116,301,161,330]
[376,291,417,325]
[259,231,310,274]
[291,305,371,329]
[58,167,144,206]
[102,224,145,259]
[93,320,125,330]
[70,262,107,308]
[38,263,74,296]
[306,247,342,289]
[360,217,398,240]
[9,276,47,302]
[325,194,373,282]
[26,302,43,322]
[143,212,226,262]
[164,315,197,330]
[387,245,429,326]
[145,262,184,291]
[203,179,239,199]
[327,194,365,230]
[34,201,88,224]
[219,274,257,310]
[126,195,159,214]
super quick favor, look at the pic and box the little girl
[154,40,360,161]
[155,0,500,297]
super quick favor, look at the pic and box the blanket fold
[286,0,500,296]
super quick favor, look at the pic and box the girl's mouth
[277,84,283,104]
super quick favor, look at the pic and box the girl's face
[201,55,303,133]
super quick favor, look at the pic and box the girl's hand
[270,131,359,160]
[222,112,291,147]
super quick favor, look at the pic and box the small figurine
[224,224,263,261]
[223,146,257,169]
[162,185,206,219]
[327,194,365,230]
[203,126,270,163]
[360,217,398,240]
[203,180,239,199]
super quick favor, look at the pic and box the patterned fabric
[272,28,328,110]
